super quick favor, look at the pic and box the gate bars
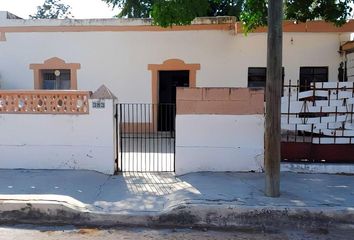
[116,103,176,172]
[281,80,354,163]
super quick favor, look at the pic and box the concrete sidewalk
[0,169,353,229]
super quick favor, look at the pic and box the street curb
[1,199,354,229]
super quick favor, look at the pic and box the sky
[0,0,118,19]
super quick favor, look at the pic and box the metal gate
[116,103,176,172]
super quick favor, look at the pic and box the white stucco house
[1,11,354,95]
[0,11,353,174]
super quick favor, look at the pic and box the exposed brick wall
[176,87,264,115]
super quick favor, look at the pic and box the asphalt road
[0,225,353,240]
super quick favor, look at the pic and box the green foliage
[102,0,244,19]
[285,0,353,26]
[241,0,353,31]
[29,0,72,19]
[102,0,354,30]
[206,0,244,18]
[151,0,209,27]
[240,0,267,32]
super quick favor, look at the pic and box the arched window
[30,57,80,90]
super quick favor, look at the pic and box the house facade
[0,11,354,174]
[1,11,353,99]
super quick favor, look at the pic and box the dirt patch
[77,228,100,235]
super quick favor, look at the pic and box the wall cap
[91,84,117,100]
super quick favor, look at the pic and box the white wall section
[0,30,349,101]
[0,99,115,174]
[175,115,264,175]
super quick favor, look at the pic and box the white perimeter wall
[281,163,354,174]
[175,114,264,175]
[0,99,115,174]
[0,30,349,101]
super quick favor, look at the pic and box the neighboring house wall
[0,90,116,174]
[281,163,354,174]
[175,88,264,175]
[0,16,352,102]
[347,52,354,82]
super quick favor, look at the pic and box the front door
[158,70,189,131]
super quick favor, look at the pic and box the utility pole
[265,0,283,197]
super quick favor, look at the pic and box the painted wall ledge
[176,87,264,115]
[0,90,90,114]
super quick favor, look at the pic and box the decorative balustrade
[0,90,90,114]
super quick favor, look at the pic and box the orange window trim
[148,59,200,104]
[29,57,81,90]
[121,59,201,133]
[143,59,201,133]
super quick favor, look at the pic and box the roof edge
[0,12,353,33]
[0,11,22,20]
